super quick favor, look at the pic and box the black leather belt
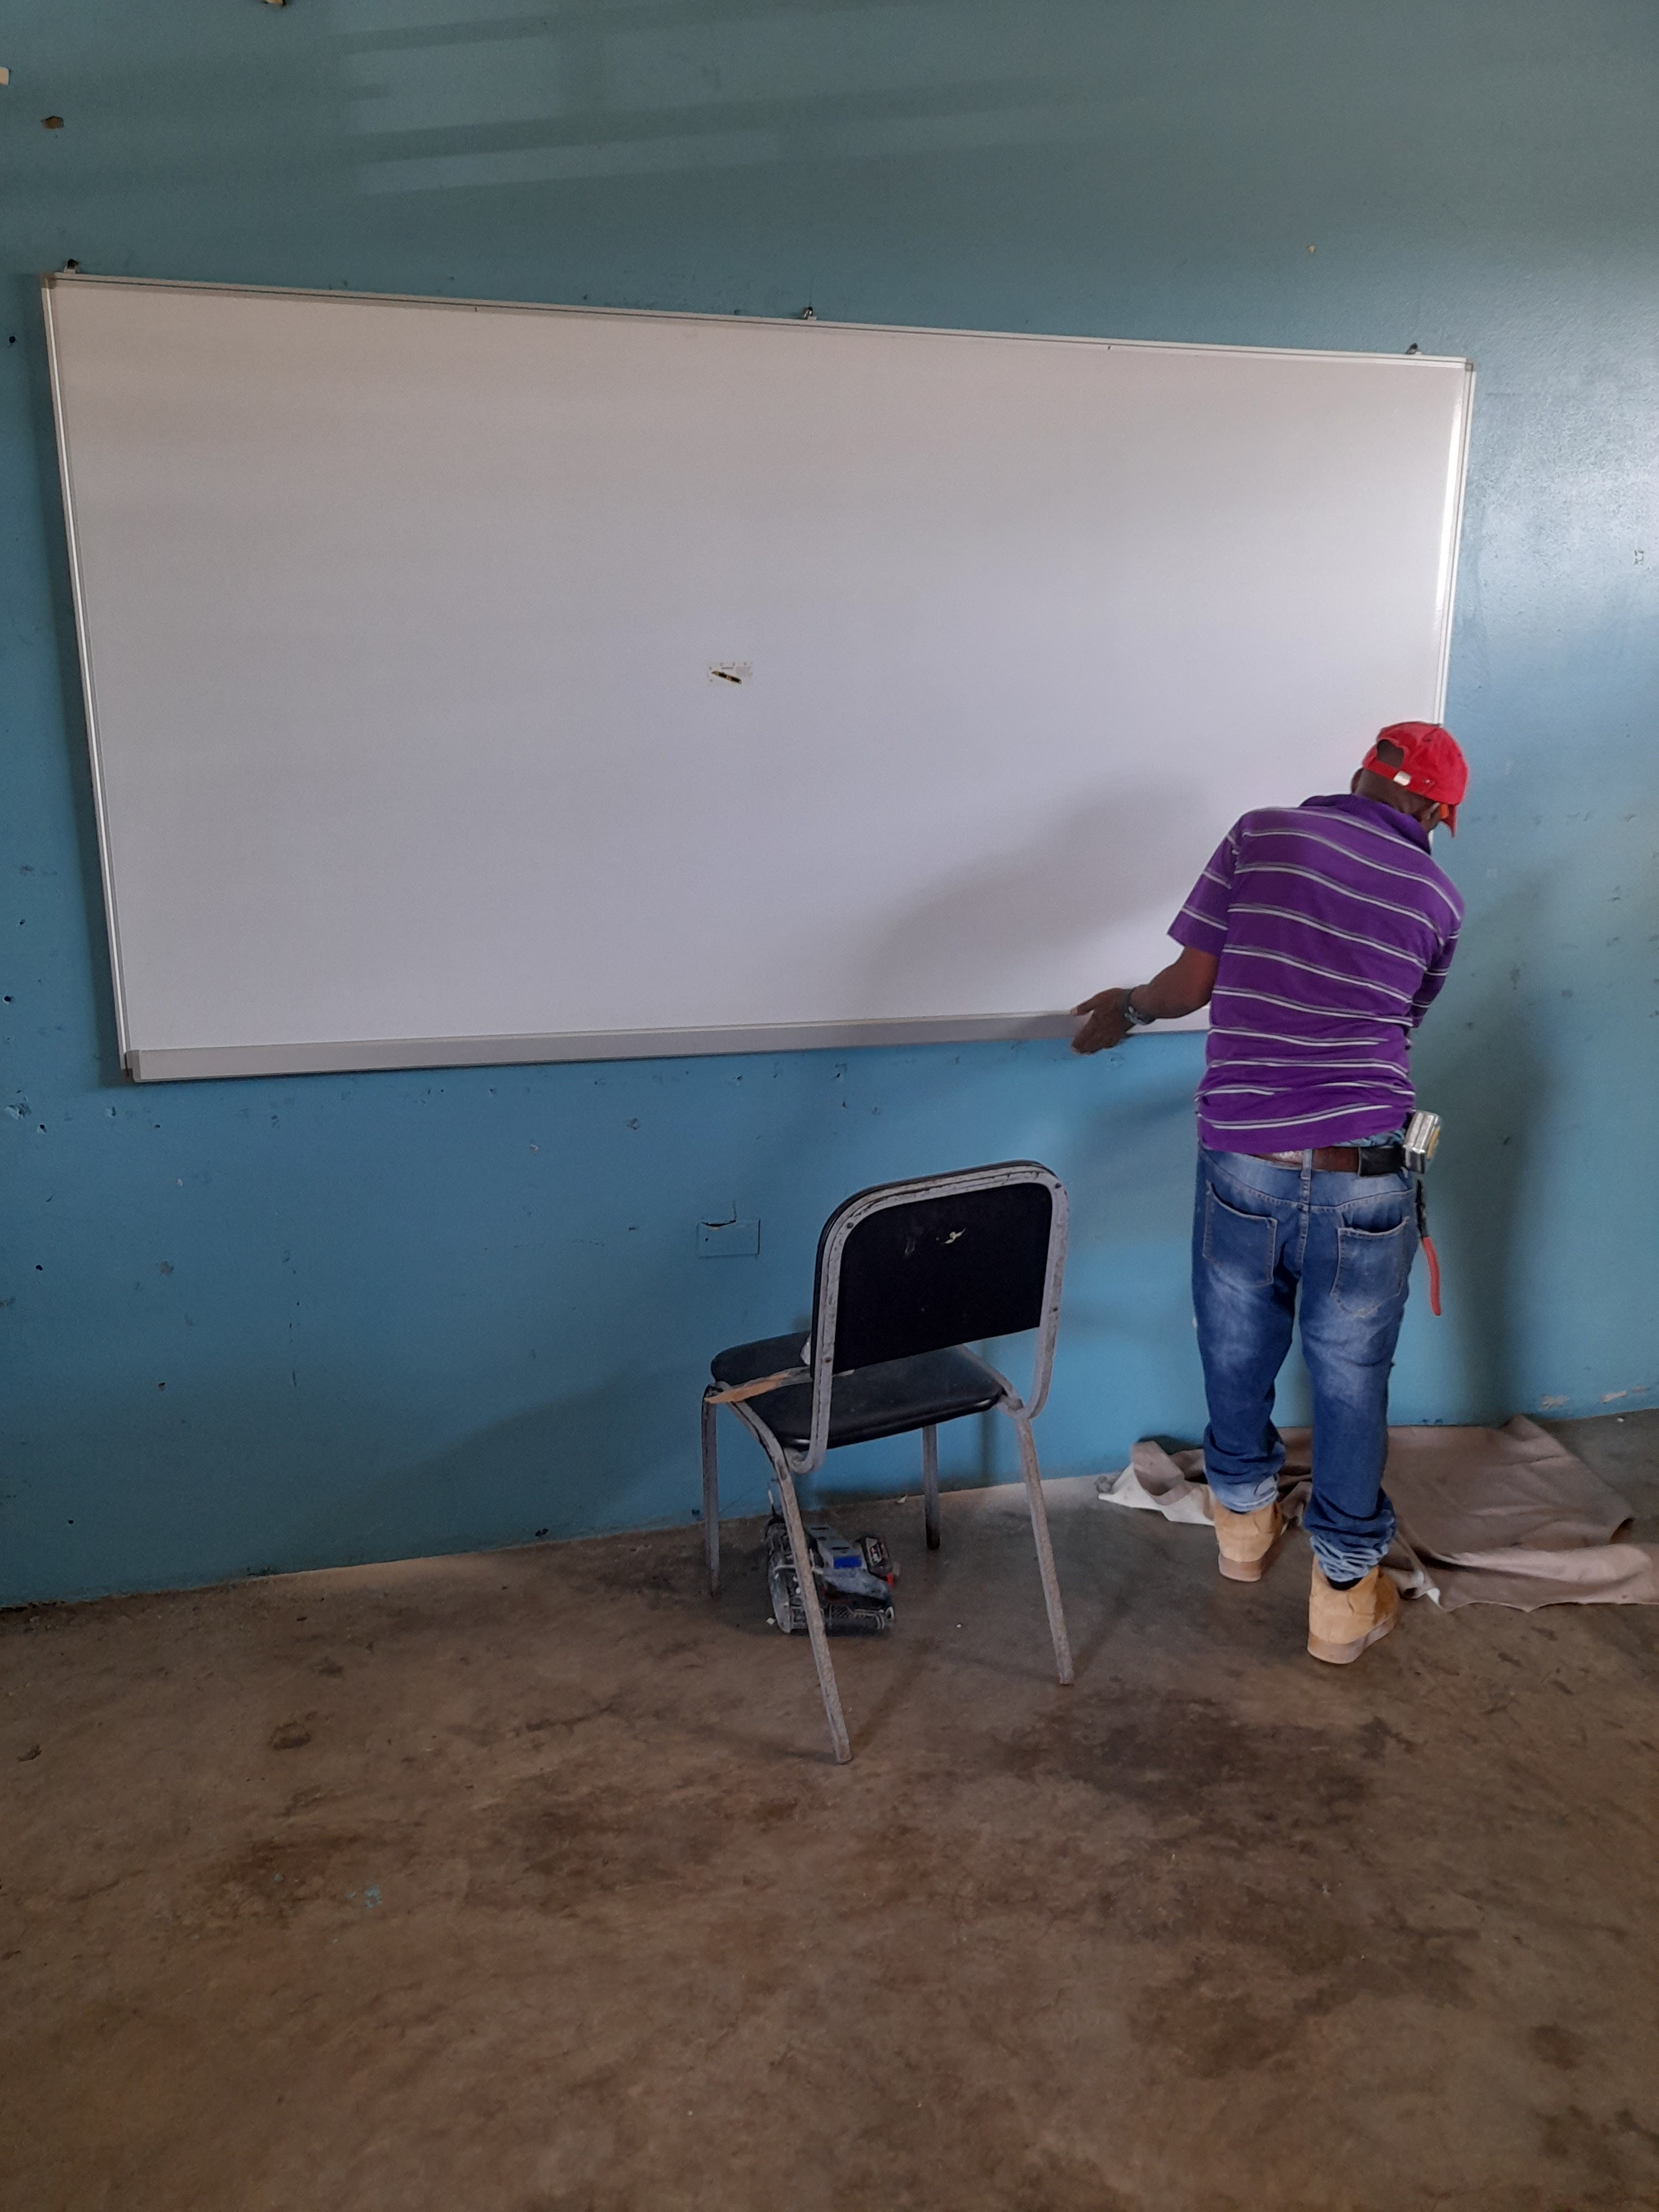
[1251,1145,1405,1174]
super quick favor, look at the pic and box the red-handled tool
[1421,1231,1443,1317]
[1413,1173,1442,1317]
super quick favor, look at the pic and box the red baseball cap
[1361,721,1469,833]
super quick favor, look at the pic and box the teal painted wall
[2,1,1655,1604]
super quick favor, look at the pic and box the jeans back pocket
[1333,1212,1416,1318]
[1202,1185,1279,1290]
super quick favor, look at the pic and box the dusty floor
[3,1414,1657,2212]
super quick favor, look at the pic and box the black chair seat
[710,1332,1006,1450]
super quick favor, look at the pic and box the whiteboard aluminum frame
[43,274,136,1059]
[40,271,1475,1086]
[121,1013,1084,1084]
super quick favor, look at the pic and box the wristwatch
[1121,990,1154,1030]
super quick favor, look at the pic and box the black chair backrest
[814,1166,1056,1373]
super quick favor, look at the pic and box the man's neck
[1352,769,1436,828]
[1310,791,1433,849]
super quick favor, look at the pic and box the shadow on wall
[337,1,1139,199]
[1061,1040,1207,1245]
[289,1363,697,1568]
[1413,873,1552,1420]
[850,780,1201,1010]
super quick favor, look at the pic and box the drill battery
[766,1505,896,1635]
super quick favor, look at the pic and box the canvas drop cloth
[1096,1418,1659,1610]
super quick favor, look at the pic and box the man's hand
[1069,948,1219,1056]
[1071,988,1133,1055]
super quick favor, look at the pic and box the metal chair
[700,1161,1074,1762]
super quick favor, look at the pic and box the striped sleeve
[1408,911,1462,1026]
[1170,825,1239,953]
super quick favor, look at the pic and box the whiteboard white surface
[43,275,1473,1081]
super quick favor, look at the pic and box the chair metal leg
[700,1391,720,1599]
[1009,1408,1074,1686]
[774,1468,852,1764]
[921,1424,941,1551]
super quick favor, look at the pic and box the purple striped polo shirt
[1168,793,1463,1153]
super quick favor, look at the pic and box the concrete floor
[3,1413,1657,2212]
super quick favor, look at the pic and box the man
[1072,723,1468,1665]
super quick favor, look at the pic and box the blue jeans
[1192,1147,1417,1583]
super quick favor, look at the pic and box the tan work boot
[1211,1498,1283,1582]
[1307,1563,1400,1664]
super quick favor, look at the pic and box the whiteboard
[43,274,1473,1082]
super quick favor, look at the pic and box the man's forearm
[1130,948,1219,1020]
